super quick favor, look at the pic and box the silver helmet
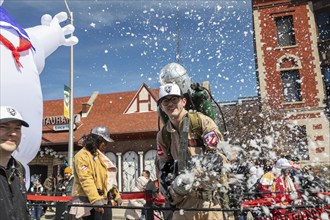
[91,126,114,142]
[159,63,192,94]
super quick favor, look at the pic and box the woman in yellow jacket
[70,126,121,220]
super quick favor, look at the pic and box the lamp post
[64,0,74,168]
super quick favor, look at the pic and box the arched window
[144,150,157,180]
[277,54,302,102]
[122,151,138,192]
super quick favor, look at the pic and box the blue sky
[3,0,257,102]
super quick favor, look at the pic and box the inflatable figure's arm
[25,12,78,72]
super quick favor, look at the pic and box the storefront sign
[53,124,76,131]
[43,114,80,126]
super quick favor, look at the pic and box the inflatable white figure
[0,1,78,188]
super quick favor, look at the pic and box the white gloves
[171,173,194,196]
[168,173,194,205]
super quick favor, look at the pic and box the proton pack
[158,63,227,135]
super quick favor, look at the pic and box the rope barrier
[26,192,148,202]
[26,191,330,220]
[27,191,329,207]
[241,192,330,208]
[27,194,72,202]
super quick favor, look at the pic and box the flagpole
[64,0,74,168]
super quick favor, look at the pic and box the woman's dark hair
[82,133,106,155]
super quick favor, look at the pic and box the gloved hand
[171,173,194,196]
[167,173,194,205]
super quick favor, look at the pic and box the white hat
[158,83,182,103]
[249,166,257,175]
[0,106,29,127]
[275,158,291,169]
[91,126,113,142]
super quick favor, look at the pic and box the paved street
[42,204,127,220]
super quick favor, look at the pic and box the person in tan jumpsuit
[156,83,229,220]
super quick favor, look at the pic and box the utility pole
[175,1,181,64]
[64,0,74,168]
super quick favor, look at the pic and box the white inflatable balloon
[0,2,78,188]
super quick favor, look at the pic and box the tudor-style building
[29,84,160,192]
[252,0,330,163]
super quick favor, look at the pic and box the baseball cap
[91,126,114,142]
[275,158,291,169]
[0,106,29,127]
[64,167,72,174]
[158,83,182,104]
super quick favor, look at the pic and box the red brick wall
[255,1,320,109]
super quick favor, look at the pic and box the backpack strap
[187,112,203,139]
[187,112,206,148]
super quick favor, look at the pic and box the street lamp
[64,0,74,168]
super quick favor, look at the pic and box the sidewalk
[42,204,127,220]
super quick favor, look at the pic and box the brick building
[252,0,330,163]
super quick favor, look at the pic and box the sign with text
[64,85,71,119]
[53,124,76,132]
[43,114,80,126]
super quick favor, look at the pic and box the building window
[316,10,330,41]
[275,15,296,46]
[122,151,138,192]
[322,66,330,100]
[323,66,330,90]
[281,70,302,102]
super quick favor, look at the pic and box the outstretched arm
[25,12,78,72]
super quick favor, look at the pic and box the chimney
[82,91,99,118]
[202,81,211,92]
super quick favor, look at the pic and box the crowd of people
[230,156,330,219]
[27,166,75,219]
[1,62,329,220]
